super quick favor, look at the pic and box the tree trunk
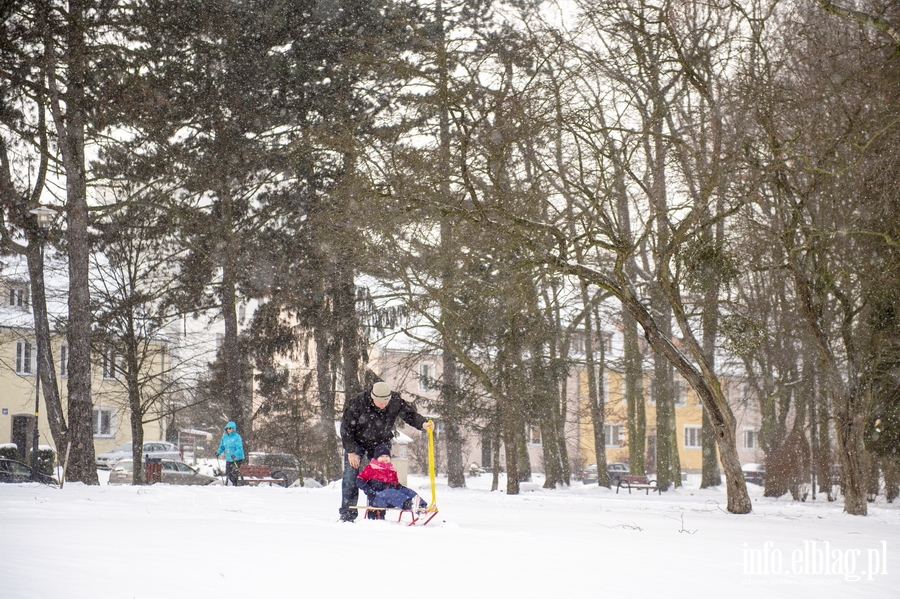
[444,418,466,488]
[700,248,722,488]
[437,349,466,488]
[314,324,340,481]
[490,422,501,492]
[555,362,571,485]
[530,324,562,489]
[500,401,520,494]
[435,0,466,490]
[883,456,900,503]
[809,355,821,500]
[619,287,752,513]
[336,260,362,399]
[49,0,97,484]
[792,266,868,514]
[127,346,145,485]
[539,331,568,488]
[653,336,678,490]
[790,351,815,500]
[26,237,66,450]
[220,250,246,439]
[440,338,466,488]
[622,310,646,474]
[540,249,752,513]
[834,395,869,515]
[537,372,563,489]
[581,281,608,486]
[815,384,835,499]
[539,411,562,489]
[866,454,880,501]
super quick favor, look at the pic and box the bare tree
[734,1,900,514]
[91,198,194,484]
[488,0,754,511]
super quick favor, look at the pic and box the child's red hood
[358,460,399,485]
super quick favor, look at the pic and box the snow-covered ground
[1,471,897,598]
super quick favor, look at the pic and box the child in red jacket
[356,444,427,519]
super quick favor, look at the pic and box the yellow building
[0,322,166,463]
[578,368,749,474]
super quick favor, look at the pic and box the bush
[37,447,56,476]
[0,444,19,460]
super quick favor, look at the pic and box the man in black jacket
[339,381,433,522]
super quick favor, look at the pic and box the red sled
[351,505,439,526]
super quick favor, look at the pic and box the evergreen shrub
[37,448,56,476]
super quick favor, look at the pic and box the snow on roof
[179,429,213,438]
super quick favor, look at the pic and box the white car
[108,459,221,485]
[96,441,183,469]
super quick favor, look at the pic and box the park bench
[239,464,285,486]
[616,475,660,495]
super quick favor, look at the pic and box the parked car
[108,459,221,485]
[247,452,303,486]
[742,463,766,485]
[0,458,58,485]
[96,441,183,469]
[581,462,630,485]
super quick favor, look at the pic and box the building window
[9,285,29,308]
[101,347,117,379]
[601,333,613,353]
[572,333,585,354]
[527,425,542,445]
[605,423,624,447]
[684,425,701,449]
[93,407,114,437]
[743,430,757,450]
[418,362,435,392]
[15,339,34,374]
[454,368,466,387]
[598,373,610,399]
[674,378,687,407]
[59,343,68,378]
[740,385,753,409]
[648,378,687,407]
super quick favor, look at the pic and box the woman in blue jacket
[216,421,245,486]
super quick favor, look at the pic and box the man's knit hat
[371,381,392,402]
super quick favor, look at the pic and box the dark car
[581,462,630,485]
[248,452,304,486]
[0,458,58,485]
[742,463,766,485]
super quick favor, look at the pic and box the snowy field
[2,470,898,599]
